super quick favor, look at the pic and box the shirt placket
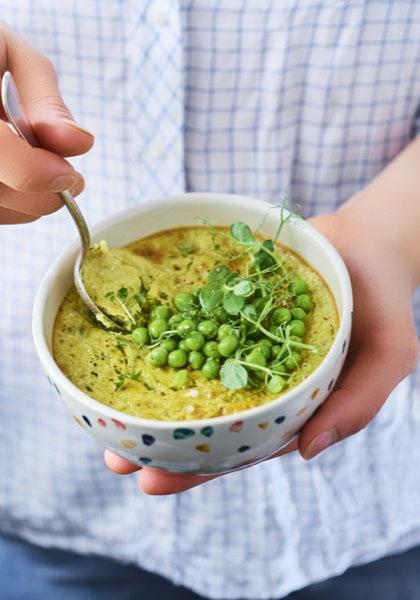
[123,0,185,203]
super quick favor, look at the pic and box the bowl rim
[32,192,353,430]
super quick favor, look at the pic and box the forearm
[338,136,420,289]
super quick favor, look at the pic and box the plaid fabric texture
[0,2,419,598]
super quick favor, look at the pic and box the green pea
[214,307,229,323]
[217,323,233,340]
[239,323,248,339]
[174,369,188,388]
[160,338,177,352]
[202,358,220,379]
[251,297,266,312]
[185,331,205,351]
[288,319,305,337]
[291,307,307,321]
[203,341,221,358]
[198,319,218,339]
[284,351,302,370]
[132,327,149,346]
[148,318,168,339]
[271,362,286,375]
[246,349,267,369]
[169,314,183,328]
[218,335,239,357]
[243,339,255,350]
[178,339,190,352]
[168,349,188,368]
[150,305,171,321]
[272,344,288,360]
[267,375,286,394]
[296,294,313,312]
[290,279,309,295]
[177,319,196,338]
[174,292,194,312]
[269,324,280,336]
[189,350,205,370]
[147,347,168,367]
[272,307,291,325]
[256,341,272,360]
[271,344,283,358]
[254,369,267,381]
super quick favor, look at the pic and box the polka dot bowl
[33,193,352,474]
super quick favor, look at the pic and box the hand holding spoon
[1,70,127,332]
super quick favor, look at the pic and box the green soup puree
[53,227,338,420]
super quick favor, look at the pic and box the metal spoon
[1,70,124,331]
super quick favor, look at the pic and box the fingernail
[69,173,85,195]
[303,429,337,460]
[49,173,77,192]
[61,117,94,138]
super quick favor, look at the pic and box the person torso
[0,2,419,598]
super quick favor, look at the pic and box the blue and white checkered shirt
[1,2,420,598]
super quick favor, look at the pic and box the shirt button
[147,4,170,27]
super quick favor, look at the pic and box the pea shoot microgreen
[178,244,194,256]
[102,202,318,395]
[104,287,136,327]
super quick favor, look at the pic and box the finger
[299,333,419,459]
[139,468,216,495]
[0,176,84,217]
[270,437,299,458]
[138,437,299,495]
[0,204,38,224]
[108,436,297,495]
[103,450,142,475]
[0,36,5,119]
[0,122,85,193]
[1,22,94,156]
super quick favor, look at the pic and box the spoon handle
[1,71,91,254]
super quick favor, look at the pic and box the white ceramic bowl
[33,193,352,474]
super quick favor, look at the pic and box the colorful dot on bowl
[311,388,320,400]
[328,379,335,391]
[97,418,106,427]
[296,406,308,417]
[229,420,243,433]
[275,416,285,424]
[195,444,210,453]
[173,428,195,440]
[53,383,61,396]
[121,439,136,449]
[342,340,347,353]
[73,416,83,427]
[281,430,295,440]
[142,434,155,446]
[139,457,152,464]
[258,422,269,429]
[238,445,250,453]
[200,426,214,438]
[82,415,92,427]
[111,419,126,431]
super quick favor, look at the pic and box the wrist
[337,192,420,291]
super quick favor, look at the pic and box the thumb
[299,331,419,459]
[139,467,215,495]
[4,25,94,156]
